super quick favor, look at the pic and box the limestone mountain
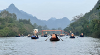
[0,4,70,29]
[42,17,70,29]
[1,4,45,26]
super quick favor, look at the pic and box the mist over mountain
[42,17,70,29]
[0,4,70,29]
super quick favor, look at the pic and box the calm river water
[0,36,100,55]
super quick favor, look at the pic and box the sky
[0,0,98,20]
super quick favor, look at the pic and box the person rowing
[50,33,60,41]
[70,33,75,38]
[51,33,57,38]
[80,33,84,37]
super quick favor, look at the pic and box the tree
[33,23,38,29]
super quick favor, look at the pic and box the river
[0,36,100,55]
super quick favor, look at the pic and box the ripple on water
[0,37,100,55]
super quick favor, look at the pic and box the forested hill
[0,10,33,37]
[0,10,49,37]
[83,0,100,20]
[64,0,100,38]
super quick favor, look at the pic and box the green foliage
[64,1,100,37]
[0,10,34,37]
[64,13,100,37]
[0,10,51,36]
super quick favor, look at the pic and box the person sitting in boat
[28,34,31,37]
[33,34,38,38]
[70,33,75,38]
[19,34,20,36]
[21,34,24,37]
[34,30,38,37]
[44,32,47,37]
[50,33,60,41]
[51,33,58,39]
[80,33,84,37]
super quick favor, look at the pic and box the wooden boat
[70,36,75,38]
[16,36,20,37]
[50,38,60,41]
[80,35,84,37]
[31,36,39,39]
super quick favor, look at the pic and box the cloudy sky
[0,0,98,20]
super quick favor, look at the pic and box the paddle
[45,35,51,41]
[58,36,63,41]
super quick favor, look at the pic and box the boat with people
[80,33,84,37]
[31,34,39,39]
[44,34,47,37]
[44,32,48,37]
[16,34,20,37]
[50,33,60,41]
[31,30,39,39]
[70,33,75,38]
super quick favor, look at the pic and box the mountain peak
[48,17,56,21]
[6,4,20,13]
[9,3,16,8]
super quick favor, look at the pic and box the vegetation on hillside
[64,1,100,38]
[0,10,49,37]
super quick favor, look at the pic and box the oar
[58,36,63,41]
[45,35,51,41]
